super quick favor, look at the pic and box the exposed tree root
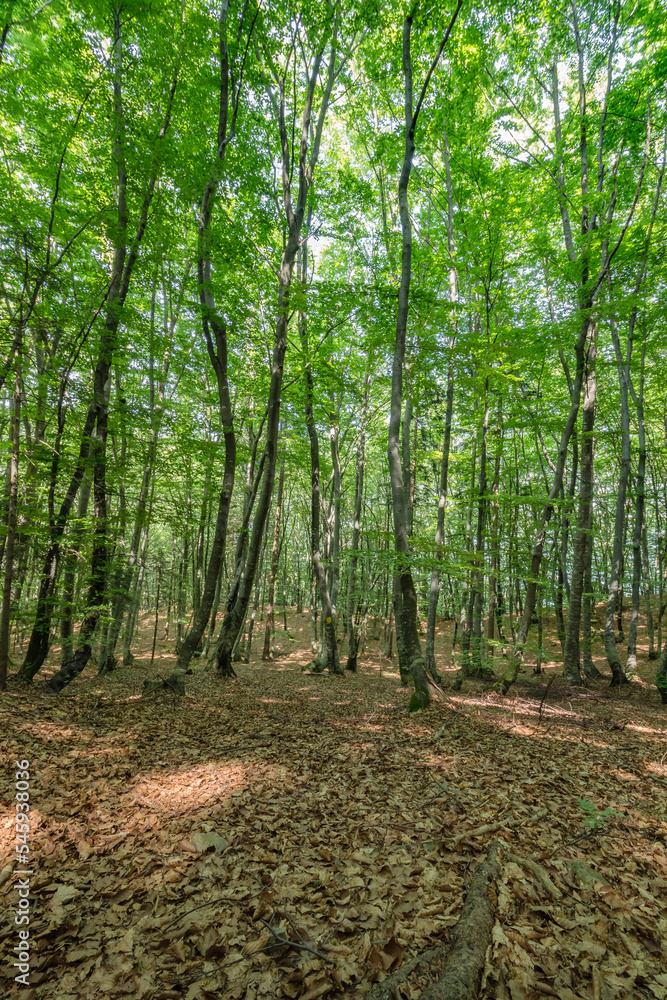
[418,842,499,1000]
[367,842,499,1000]
[502,847,562,900]
[142,672,186,695]
[366,946,447,1000]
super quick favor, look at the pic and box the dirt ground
[1,607,666,1000]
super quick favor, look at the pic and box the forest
[1,0,667,998]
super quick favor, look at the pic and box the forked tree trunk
[212,20,339,680]
[388,3,464,709]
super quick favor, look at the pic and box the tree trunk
[563,320,597,684]
[46,11,179,693]
[604,310,632,684]
[0,368,20,690]
[213,25,338,679]
[627,320,649,677]
[425,122,457,680]
[262,457,284,661]
[582,504,601,678]
[387,6,462,710]
[60,461,93,669]
[346,373,369,672]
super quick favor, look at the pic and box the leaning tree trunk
[17,401,97,682]
[424,364,453,681]
[642,521,656,659]
[60,460,93,670]
[499,326,587,694]
[486,396,503,658]
[46,12,180,693]
[468,378,490,679]
[301,232,341,674]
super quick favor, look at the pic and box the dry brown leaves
[0,612,666,1000]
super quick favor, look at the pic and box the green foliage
[576,798,621,831]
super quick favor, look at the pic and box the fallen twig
[159,895,250,933]
[448,808,548,845]
[257,918,334,964]
[502,846,562,900]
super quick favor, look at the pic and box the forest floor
[1,608,666,1000]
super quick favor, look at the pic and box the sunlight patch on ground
[0,809,43,857]
[644,761,667,778]
[121,761,248,817]
[605,768,640,782]
[626,722,667,736]
[19,721,96,742]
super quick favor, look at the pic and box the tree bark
[425,122,457,680]
[346,373,369,672]
[563,319,597,684]
[262,457,284,661]
[212,16,338,680]
[0,367,20,689]
[46,9,181,693]
[388,2,463,710]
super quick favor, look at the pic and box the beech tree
[1,0,666,711]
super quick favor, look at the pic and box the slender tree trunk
[425,122,456,678]
[0,369,20,689]
[60,462,93,669]
[604,310,632,684]
[582,504,601,678]
[563,320,598,684]
[499,329,588,693]
[386,5,463,709]
[262,458,284,661]
[465,380,491,678]
[329,395,341,615]
[627,322,649,677]
[213,28,337,679]
[642,522,656,659]
[346,373,369,672]
[487,397,503,657]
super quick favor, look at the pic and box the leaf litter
[0,612,666,1000]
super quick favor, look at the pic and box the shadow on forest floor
[1,609,666,1000]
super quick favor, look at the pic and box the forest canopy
[1,0,667,708]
